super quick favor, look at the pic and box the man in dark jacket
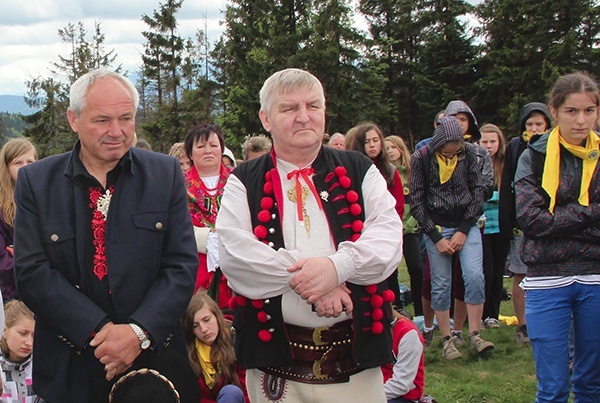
[14,69,199,402]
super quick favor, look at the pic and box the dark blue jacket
[13,145,198,402]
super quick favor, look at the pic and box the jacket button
[155,222,163,230]
[50,234,59,242]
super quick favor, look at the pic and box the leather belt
[263,320,361,384]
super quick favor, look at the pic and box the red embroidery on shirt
[89,186,114,281]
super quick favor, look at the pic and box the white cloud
[0,0,227,95]
[1,0,480,96]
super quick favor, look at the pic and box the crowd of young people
[0,69,598,403]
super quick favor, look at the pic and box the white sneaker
[484,317,500,329]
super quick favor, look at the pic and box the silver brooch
[97,190,112,220]
[320,191,329,202]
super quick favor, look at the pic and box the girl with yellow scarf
[514,72,600,402]
[182,292,247,403]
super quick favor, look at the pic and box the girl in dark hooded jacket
[515,72,600,402]
[499,102,552,344]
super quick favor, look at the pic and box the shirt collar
[67,141,132,181]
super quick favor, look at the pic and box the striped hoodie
[409,116,485,244]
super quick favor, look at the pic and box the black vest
[230,146,394,370]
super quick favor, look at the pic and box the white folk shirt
[217,157,403,328]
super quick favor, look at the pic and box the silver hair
[69,69,139,116]
[328,132,345,143]
[259,68,325,114]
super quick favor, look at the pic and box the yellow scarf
[435,152,458,184]
[195,338,217,389]
[522,131,534,142]
[542,127,600,214]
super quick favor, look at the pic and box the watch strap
[128,323,151,349]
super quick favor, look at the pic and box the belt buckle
[312,326,329,347]
[312,346,332,379]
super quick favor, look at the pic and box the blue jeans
[217,384,245,403]
[424,225,484,311]
[526,283,600,403]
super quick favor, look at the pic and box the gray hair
[259,68,325,114]
[69,69,139,116]
[328,132,345,144]
[241,134,272,160]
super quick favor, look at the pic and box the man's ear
[259,110,271,132]
[67,109,79,133]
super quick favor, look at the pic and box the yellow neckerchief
[463,134,472,141]
[522,131,534,142]
[435,152,458,184]
[195,338,217,389]
[542,127,600,214]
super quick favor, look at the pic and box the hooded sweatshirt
[410,116,484,244]
[499,102,552,239]
[222,147,237,168]
[445,100,494,199]
[444,100,482,142]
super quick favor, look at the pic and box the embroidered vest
[230,147,394,370]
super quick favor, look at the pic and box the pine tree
[359,0,426,138]
[141,0,184,109]
[212,0,302,148]
[474,0,600,134]
[22,22,120,157]
[303,0,366,134]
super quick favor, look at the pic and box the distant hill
[0,95,37,115]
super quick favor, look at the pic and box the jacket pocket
[41,222,79,283]
[132,211,168,269]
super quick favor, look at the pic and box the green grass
[397,265,542,402]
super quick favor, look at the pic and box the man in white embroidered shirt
[217,68,403,402]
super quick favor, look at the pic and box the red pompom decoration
[334,166,347,177]
[257,311,269,323]
[261,197,274,210]
[350,233,361,242]
[370,294,383,308]
[254,225,267,239]
[372,308,384,321]
[251,299,264,309]
[346,190,359,203]
[371,321,384,334]
[351,220,364,232]
[265,171,272,181]
[339,176,351,189]
[263,181,273,195]
[350,203,362,216]
[228,297,238,310]
[258,329,272,342]
[258,210,271,223]
[236,296,248,306]
[381,290,395,303]
[366,285,378,295]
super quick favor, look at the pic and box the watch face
[141,339,151,350]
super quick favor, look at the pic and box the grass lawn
[397,266,543,402]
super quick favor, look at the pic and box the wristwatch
[129,323,151,350]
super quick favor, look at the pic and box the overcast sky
[1,0,481,97]
[0,0,230,96]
